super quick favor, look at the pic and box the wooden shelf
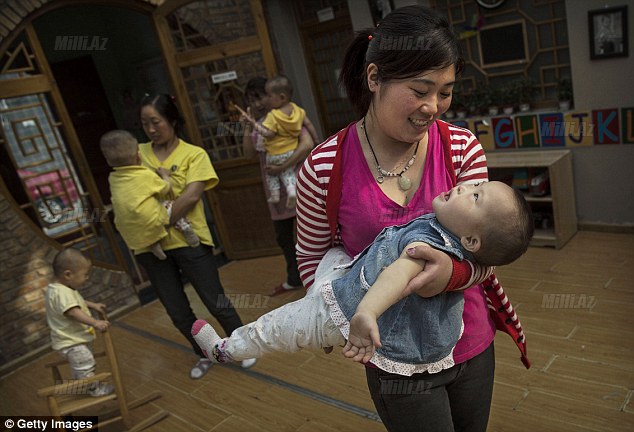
[523,194,553,203]
[487,150,577,249]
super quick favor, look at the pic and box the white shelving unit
[486,150,578,249]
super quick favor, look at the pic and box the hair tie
[170,95,176,102]
[368,35,373,41]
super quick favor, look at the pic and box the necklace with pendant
[362,117,420,191]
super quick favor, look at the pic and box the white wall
[565,0,634,226]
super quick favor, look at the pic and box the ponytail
[338,29,374,116]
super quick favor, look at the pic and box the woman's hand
[265,163,284,176]
[404,244,452,298]
[265,129,314,176]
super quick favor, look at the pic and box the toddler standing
[45,248,113,396]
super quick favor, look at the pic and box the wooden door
[49,56,117,203]
[152,0,282,260]
[295,1,356,136]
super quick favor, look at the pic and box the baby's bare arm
[235,104,275,138]
[355,241,429,318]
[302,116,321,143]
[65,306,110,332]
[344,242,429,362]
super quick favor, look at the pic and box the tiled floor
[1,231,633,431]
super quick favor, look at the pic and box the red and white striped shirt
[296,120,530,368]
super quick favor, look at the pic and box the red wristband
[444,258,471,292]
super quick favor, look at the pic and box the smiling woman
[295,5,530,432]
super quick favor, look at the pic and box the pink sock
[191,319,226,362]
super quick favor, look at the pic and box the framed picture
[588,5,628,59]
[478,20,529,68]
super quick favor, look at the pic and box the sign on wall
[449,107,634,150]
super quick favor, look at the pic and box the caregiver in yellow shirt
[135,94,256,379]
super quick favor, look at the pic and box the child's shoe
[88,382,114,397]
[182,226,200,248]
[285,186,297,209]
[267,190,280,204]
[241,358,257,369]
[192,320,257,369]
[149,242,167,260]
[190,358,213,379]
[191,320,224,363]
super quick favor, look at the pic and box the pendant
[376,175,384,184]
[398,175,412,191]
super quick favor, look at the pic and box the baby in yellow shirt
[100,130,199,259]
[238,75,320,208]
[44,248,113,396]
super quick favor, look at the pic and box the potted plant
[515,77,536,112]
[472,83,491,116]
[451,89,468,118]
[558,78,573,111]
[479,84,502,116]
[499,82,517,115]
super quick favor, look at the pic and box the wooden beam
[0,74,49,97]
[174,36,262,68]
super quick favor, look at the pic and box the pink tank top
[338,123,495,364]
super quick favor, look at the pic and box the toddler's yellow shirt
[138,139,219,252]
[45,282,95,351]
[262,102,305,155]
[109,165,170,250]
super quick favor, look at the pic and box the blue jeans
[137,245,244,357]
[365,343,495,432]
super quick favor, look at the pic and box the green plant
[558,78,572,101]
[472,83,492,114]
[515,77,536,104]
[451,89,466,112]
[499,82,517,107]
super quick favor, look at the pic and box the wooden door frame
[151,0,280,259]
[0,22,128,272]
[296,14,354,135]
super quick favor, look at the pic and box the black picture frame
[478,20,529,68]
[588,5,629,60]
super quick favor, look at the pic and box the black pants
[273,217,301,287]
[137,245,244,357]
[366,343,495,432]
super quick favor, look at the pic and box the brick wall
[0,190,139,371]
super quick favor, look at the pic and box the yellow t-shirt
[138,139,219,252]
[45,282,96,351]
[262,102,305,155]
[109,165,170,251]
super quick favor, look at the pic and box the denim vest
[329,214,473,373]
